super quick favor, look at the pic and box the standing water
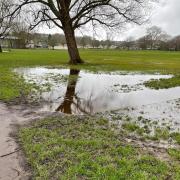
[14,67,180,130]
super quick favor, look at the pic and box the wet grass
[113,115,180,145]
[144,75,180,89]
[19,115,180,179]
[1,49,178,178]
[168,149,180,161]
[0,49,180,101]
[0,49,180,72]
[0,68,33,101]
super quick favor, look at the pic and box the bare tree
[0,0,17,52]
[146,26,163,49]
[12,21,31,48]
[137,35,148,50]
[79,36,90,48]
[13,0,153,63]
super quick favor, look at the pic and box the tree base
[0,46,2,53]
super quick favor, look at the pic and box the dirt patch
[0,103,51,179]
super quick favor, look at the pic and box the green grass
[0,68,33,101]
[170,132,180,145]
[144,75,180,89]
[120,119,180,145]
[168,149,180,161]
[0,49,180,72]
[19,116,180,179]
[0,49,180,101]
[2,49,179,179]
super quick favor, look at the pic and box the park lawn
[0,49,180,72]
[1,50,180,178]
[19,115,180,179]
[0,49,180,101]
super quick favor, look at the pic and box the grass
[170,132,180,144]
[19,115,180,179]
[120,118,180,144]
[168,149,180,161]
[0,49,180,72]
[144,75,180,89]
[0,68,33,101]
[0,49,180,101]
[1,49,179,178]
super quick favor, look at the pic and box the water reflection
[14,67,180,126]
[56,69,95,114]
[56,69,80,114]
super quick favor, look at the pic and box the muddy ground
[0,103,51,179]
[1,102,179,179]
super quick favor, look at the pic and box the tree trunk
[0,45,2,53]
[63,21,83,64]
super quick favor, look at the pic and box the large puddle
[15,67,180,131]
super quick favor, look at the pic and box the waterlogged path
[0,103,48,179]
[0,103,26,179]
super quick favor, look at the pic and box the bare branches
[12,0,153,31]
[71,0,151,30]
[0,0,17,37]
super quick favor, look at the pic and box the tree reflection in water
[56,69,93,114]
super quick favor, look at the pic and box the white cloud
[120,0,180,40]
[39,0,180,40]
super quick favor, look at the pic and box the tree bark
[0,45,2,53]
[63,21,83,64]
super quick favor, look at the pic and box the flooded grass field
[1,50,180,179]
[15,67,180,132]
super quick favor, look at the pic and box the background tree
[59,34,66,47]
[14,0,154,64]
[146,26,163,49]
[137,36,148,50]
[48,34,58,49]
[123,36,134,50]
[0,0,17,52]
[80,36,86,48]
[93,39,100,48]
[169,36,180,51]
[158,33,171,51]
[79,36,92,48]
[49,33,66,48]
[12,21,31,48]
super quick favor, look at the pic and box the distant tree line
[3,21,117,49]
[2,23,180,51]
[122,26,180,51]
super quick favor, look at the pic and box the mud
[0,103,50,179]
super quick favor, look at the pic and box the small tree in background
[48,34,58,49]
[146,26,163,49]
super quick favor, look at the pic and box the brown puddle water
[15,67,180,131]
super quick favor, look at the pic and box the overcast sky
[39,0,180,41]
